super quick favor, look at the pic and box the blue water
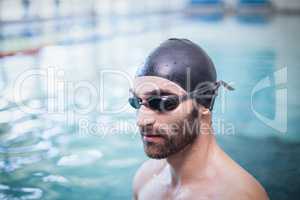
[1,13,300,200]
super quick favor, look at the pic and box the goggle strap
[209,80,234,110]
[217,80,235,91]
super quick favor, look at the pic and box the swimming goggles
[128,81,234,112]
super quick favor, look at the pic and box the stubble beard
[143,108,200,159]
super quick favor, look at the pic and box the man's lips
[141,133,165,143]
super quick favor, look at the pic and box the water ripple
[57,150,103,167]
[0,185,43,200]
[42,175,69,184]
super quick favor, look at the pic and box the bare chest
[138,178,217,200]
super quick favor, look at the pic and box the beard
[142,108,199,159]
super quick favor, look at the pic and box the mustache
[140,126,168,138]
[139,124,179,139]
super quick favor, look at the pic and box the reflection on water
[1,12,300,200]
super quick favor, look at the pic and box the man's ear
[201,107,210,115]
[199,106,212,125]
[198,106,213,135]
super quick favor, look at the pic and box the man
[129,38,269,200]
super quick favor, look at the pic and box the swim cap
[136,38,233,110]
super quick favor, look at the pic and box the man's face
[132,76,201,159]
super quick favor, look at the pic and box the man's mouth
[141,133,165,143]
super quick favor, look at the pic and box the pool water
[1,13,300,200]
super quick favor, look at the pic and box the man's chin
[145,151,168,159]
[143,144,170,159]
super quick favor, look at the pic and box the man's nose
[136,109,156,127]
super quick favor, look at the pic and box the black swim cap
[136,38,233,110]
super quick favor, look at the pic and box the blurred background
[0,0,300,199]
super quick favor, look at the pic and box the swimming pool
[0,12,300,200]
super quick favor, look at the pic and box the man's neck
[166,130,217,186]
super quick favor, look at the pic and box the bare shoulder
[132,159,166,199]
[235,168,269,200]
[218,151,269,200]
